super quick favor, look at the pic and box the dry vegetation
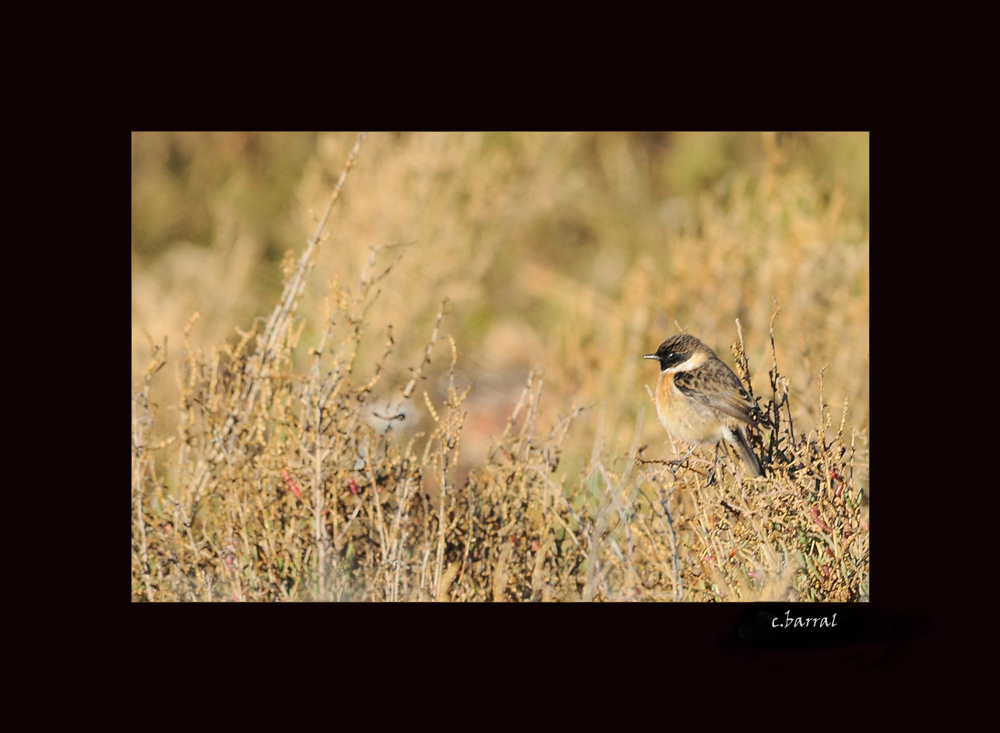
[131,131,869,601]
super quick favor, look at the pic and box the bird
[353,393,420,471]
[643,333,768,478]
[364,393,418,435]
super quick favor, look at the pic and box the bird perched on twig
[643,333,769,477]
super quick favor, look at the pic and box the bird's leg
[707,443,721,485]
[670,440,703,473]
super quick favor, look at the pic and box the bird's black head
[642,333,707,371]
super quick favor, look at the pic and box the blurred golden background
[132,132,869,601]
[132,131,868,482]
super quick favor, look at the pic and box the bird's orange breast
[654,371,686,435]
[655,371,680,414]
[654,370,726,445]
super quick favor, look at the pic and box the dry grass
[131,131,869,601]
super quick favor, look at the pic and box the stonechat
[643,333,767,477]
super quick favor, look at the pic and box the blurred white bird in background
[353,392,420,474]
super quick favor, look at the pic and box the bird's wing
[674,368,756,426]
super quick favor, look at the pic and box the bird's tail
[727,426,764,477]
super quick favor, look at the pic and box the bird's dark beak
[642,354,659,361]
